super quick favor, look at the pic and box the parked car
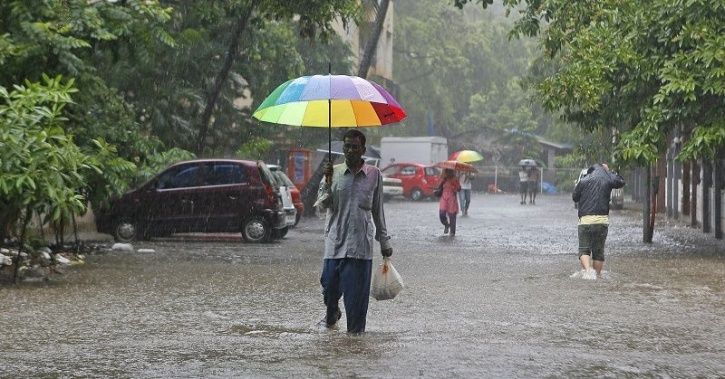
[95,159,287,243]
[573,167,624,210]
[381,162,442,200]
[382,176,404,201]
[267,164,303,227]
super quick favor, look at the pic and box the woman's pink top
[438,178,461,213]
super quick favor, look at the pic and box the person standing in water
[572,163,625,279]
[518,167,529,205]
[458,172,473,216]
[315,129,393,333]
[527,166,540,205]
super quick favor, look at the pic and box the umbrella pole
[327,63,332,184]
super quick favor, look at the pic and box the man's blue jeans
[459,189,471,212]
[320,258,372,333]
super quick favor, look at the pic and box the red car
[381,162,442,201]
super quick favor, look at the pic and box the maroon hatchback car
[95,159,287,243]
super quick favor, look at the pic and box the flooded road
[1,194,723,378]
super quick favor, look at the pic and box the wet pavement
[1,194,723,378]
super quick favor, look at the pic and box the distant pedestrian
[572,163,625,279]
[439,168,461,236]
[527,166,540,205]
[518,167,529,205]
[315,129,393,333]
[458,172,473,216]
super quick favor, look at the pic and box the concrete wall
[332,1,395,81]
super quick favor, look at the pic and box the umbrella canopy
[252,74,406,127]
[518,158,538,167]
[315,140,381,159]
[434,160,478,173]
[449,150,483,163]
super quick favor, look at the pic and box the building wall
[332,1,395,81]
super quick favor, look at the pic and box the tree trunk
[643,164,652,243]
[714,154,722,239]
[13,206,32,284]
[691,160,699,228]
[357,0,390,78]
[195,1,257,155]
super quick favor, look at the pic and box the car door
[397,165,419,197]
[382,165,404,191]
[195,161,248,232]
[424,166,442,194]
[148,162,200,233]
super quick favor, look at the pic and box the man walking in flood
[572,163,625,279]
[315,129,393,333]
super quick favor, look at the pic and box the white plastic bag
[371,257,404,300]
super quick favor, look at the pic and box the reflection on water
[0,195,723,377]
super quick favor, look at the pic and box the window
[208,163,246,185]
[400,166,417,176]
[274,172,294,187]
[425,167,440,176]
[157,164,199,189]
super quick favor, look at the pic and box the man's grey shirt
[315,162,391,260]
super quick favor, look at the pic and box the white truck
[380,136,449,166]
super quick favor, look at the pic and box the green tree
[0,0,177,208]
[0,76,88,278]
[455,0,725,164]
[192,0,361,155]
[391,0,559,165]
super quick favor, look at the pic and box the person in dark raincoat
[572,163,625,279]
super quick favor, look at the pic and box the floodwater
[1,194,723,378]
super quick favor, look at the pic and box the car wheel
[242,216,270,243]
[271,226,289,239]
[410,188,423,201]
[114,218,139,243]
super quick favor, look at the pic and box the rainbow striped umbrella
[253,73,406,161]
[253,74,406,128]
[449,150,483,163]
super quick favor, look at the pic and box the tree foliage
[455,0,725,164]
[0,0,363,236]
[392,0,573,165]
[0,76,86,240]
